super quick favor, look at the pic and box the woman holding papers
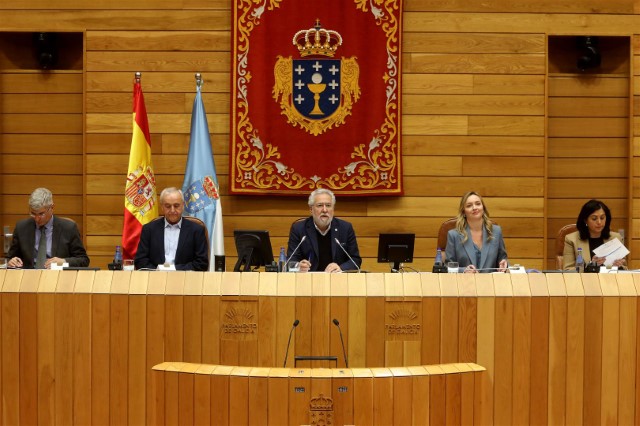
[563,199,627,270]
[445,191,508,273]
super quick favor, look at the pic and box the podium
[151,362,486,425]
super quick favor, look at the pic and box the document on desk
[593,238,629,265]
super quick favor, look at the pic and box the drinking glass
[447,261,459,273]
[287,261,300,272]
[123,259,135,271]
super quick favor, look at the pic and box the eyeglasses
[30,206,52,218]
[313,203,333,209]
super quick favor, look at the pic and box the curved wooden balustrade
[151,362,485,425]
[1,269,640,424]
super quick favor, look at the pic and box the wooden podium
[151,362,485,425]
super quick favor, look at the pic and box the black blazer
[7,216,89,268]
[134,217,209,271]
[287,217,361,271]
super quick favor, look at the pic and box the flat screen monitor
[377,233,415,272]
[233,229,274,271]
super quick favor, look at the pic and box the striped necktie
[35,226,47,269]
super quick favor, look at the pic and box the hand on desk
[299,259,311,272]
[8,257,23,268]
[324,262,342,273]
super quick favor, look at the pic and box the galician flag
[122,75,158,259]
[182,77,225,270]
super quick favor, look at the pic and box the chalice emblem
[307,73,326,115]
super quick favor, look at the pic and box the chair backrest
[289,217,306,235]
[183,216,210,260]
[436,217,501,259]
[555,223,577,269]
[436,218,457,254]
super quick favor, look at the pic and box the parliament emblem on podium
[309,393,334,425]
[273,20,360,136]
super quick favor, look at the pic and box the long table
[0,270,638,424]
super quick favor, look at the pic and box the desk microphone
[332,318,349,368]
[334,238,360,273]
[283,319,299,367]
[285,235,307,266]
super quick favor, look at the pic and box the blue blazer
[287,217,361,271]
[134,217,209,271]
[445,225,508,271]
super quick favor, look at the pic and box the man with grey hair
[287,188,361,272]
[7,187,89,269]
[134,187,209,271]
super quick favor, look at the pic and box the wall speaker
[34,32,58,69]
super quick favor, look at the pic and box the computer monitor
[233,229,275,271]
[377,233,415,272]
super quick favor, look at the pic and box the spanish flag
[122,76,158,259]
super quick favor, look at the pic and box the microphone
[334,238,360,272]
[332,318,349,368]
[285,235,307,266]
[283,319,299,367]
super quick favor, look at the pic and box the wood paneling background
[2,1,640,270]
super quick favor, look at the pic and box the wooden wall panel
[1,1,640,273]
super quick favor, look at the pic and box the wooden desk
[1,270,639,424]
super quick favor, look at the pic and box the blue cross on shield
[292,59,341,119]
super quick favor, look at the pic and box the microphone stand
[283,319,299,367]
[334,238,360,272]
[285,235,307,268]
[332,318,349,368]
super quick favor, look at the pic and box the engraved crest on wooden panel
[220,301,258,341]
[309,393,334,425]
[385,301,422,341]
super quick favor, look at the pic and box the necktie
[35,226,47,269]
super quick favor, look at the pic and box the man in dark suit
[7,187,89,269]
[134,187,209,271]
[287,188,361,272]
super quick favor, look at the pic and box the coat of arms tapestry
[231,0,403,195]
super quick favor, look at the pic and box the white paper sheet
[592,238,630,266]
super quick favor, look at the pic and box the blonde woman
[445,191,508,273]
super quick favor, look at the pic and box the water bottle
[432,247,448,273]
[114,245,123,265]
[278,247,287,272]
[576,247,584,272]
[435,248,443,264]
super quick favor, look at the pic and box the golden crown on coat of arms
[309,393,333,411]
[292,19,342,57]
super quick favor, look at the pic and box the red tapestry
[230,0,403,196]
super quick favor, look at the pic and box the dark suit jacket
[134,218,209,271]
[445,225,508,271]
[7,216,89,268]
[287,217,361,271]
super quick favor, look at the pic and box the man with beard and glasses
[287,188,361,273]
